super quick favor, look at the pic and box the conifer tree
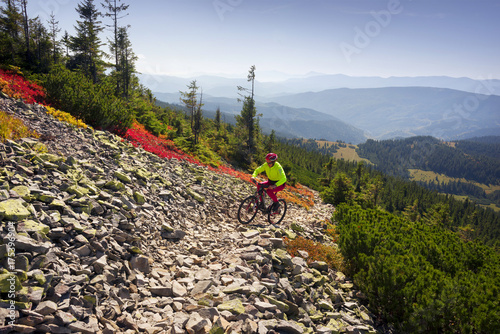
[114,26,136,98]
[0,0,22,63]
[61,30,70,57]
[266,129,276,153]
[47,12,61,63]
[180,80,203,145]
[320,158,336,186]
[215,106,221,132]
[30,17,52,71]
[101,0,129,95]
[69,0,104,83]
[236,65,260,166]
[19,0,30,64]
[193,89,203,145]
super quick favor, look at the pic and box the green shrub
[41,65,133,132]
[336,204,500,333]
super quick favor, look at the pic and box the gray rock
[34,300,58,315]
[150,285,172,297]
[130,255,150,274]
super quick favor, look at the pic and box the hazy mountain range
[144,73,500,144]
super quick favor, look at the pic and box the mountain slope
[356,136,500,210]
[269,87,500,140]
[357,136,500,185]
[0,96,385,333]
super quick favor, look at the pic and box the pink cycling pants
[257,181,286,202]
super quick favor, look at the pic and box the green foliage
[68,0,105,83]
[235,65,261,167]
[320,173,353,206]
[174,137,220,167]
[380,177,500,247]
[336,204,500,333]
[357,136,500,186]
[41,65,134,132]
[179,80,203,145]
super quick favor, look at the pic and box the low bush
[336,204,500,333]
[285,235,344,272]
[45,106,88,129]
[0,111,38,142]
[41,66,133,132]
[0,67,46,104]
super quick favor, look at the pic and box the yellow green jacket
[252,161,287,186]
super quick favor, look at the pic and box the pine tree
[47,12,61,63]
[180,80,203,145]
[236,65,260,166]
[61,30,70,57]
[266,129,276,153]
[30,17,52,71]
[114,26,136,98]
[69,0,104,83]
[193,89,203,145]
[19,0,30,64]
[101,0,129,95]
[215,106,221,132]
[321,173,353,205]
[0,0,23,64]
[320,158,336,186]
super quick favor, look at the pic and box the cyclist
[250,153,287,212]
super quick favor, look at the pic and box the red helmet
[265,153,278,162]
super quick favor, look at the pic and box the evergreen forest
[355,136,500,209]
[1,1,499,332]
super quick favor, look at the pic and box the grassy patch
[316,140,369,162]
[0,110,39,142]
[409,169,500,194]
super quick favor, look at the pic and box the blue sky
[28,0,500,81]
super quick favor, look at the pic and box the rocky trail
[0,97,387,334]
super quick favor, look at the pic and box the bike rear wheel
[237,195,259,224]
[268,199,287,225]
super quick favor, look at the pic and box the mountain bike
[237,182,287,225]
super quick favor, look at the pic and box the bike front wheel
[268,199,287,225]
[237,195,259,224]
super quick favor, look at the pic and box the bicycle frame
[237,181,287,225]
[256,184,271,212]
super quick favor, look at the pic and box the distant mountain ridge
[153,92,368,144]
[270,87,500,140]
[140,72,500,98]
[148,74,500,143]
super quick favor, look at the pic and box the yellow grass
[409,169,500,211]
[315,140,369,163]
[0,110,39,142]
[409,169,500,194]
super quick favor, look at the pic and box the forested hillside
[357,136,500,185]
[454,136,500,160]
[272,138,500,247]
[355,136,500,209]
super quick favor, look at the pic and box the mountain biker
[250,153,287,212]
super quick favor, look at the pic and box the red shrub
[0,68,46,104]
